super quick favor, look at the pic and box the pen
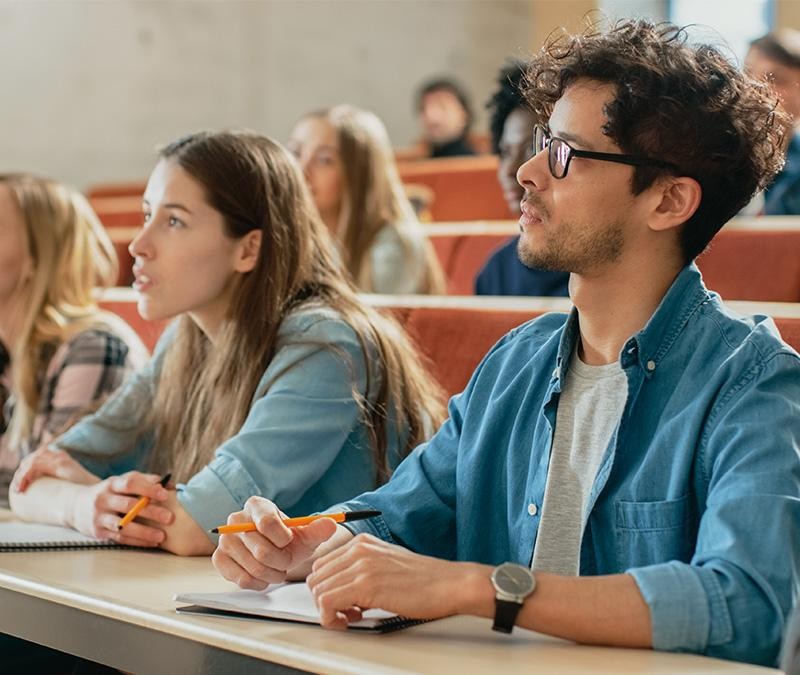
[116,473,172,530]
[209,509,382,534]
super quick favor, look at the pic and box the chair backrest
[86,182,146,199]
[98,291,800,397]
[425,222,800,301]
[397,156,507,221]
[697,228,800,302]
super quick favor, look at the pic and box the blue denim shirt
[55,306,403,536]
[341,264,800,666]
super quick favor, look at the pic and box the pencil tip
[209,528,219,534]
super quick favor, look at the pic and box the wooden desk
[0,513,777,675]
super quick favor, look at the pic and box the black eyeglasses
[533,125,676,179]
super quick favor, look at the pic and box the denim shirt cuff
[333,499,396,543]
[628,561,711,652]
[177,454,261,543]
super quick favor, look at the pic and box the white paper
[175,582,396,628]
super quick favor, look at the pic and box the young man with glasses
[213,20,800,667]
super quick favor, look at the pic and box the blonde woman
[287,105,446,294]
[10,131,446,556]
[0,175,147,488]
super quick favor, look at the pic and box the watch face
[493,563,535,596]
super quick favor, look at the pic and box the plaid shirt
[0,328,145,465]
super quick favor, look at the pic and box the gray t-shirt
[531,349,628,575]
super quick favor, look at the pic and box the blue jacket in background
[765,130,800,215]
[341,263,800,666]
[475,236,570,297]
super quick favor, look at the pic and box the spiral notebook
[175,582,428,633]
[0,522,123,551]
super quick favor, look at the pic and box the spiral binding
[0,540,124,552]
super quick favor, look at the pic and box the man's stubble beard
[517,218,625,274]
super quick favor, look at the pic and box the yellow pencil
[116,473,171,530]
[210,509,381,534]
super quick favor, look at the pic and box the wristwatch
[491,562,536,634]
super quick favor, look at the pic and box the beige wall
[775,0,800,30]
[531,0,597,51]
[0,0,534,190]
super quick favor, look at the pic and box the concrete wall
[0,0,534,190]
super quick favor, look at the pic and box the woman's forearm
[9,477,87,528]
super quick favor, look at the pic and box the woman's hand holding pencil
[68,471,176,547]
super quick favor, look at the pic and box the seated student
[212,21,800,667]
[0,175,147,497]
[9,131,446,556]
[475,61,570,297]
[745,29,800,215]
[417,77,477,158]
[288,105,446,294]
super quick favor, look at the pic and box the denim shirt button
[646,360,656,372]
[527,503,538,516]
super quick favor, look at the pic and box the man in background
[475,60,570,296]
[417,77,476,158]
[746,29,800,214]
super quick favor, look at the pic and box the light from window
[670,0,772,64]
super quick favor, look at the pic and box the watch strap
[492,598,523,633]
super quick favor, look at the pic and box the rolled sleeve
[628,561,715,653]
[177,454,257,539]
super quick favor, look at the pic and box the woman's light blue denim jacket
[54,306,402,535]
[340,264,800,666]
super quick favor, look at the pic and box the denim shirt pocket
[615,494,695,570]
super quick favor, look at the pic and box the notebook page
[0,522,111,546]
[175,582,396,627]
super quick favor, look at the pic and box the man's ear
[233,230,262,273]
[649,176,702,232]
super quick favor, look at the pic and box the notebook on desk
[0,522,124,551]
[175,582,428,633]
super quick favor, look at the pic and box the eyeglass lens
[533,126,571,179]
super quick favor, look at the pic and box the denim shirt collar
[554,263,710,379]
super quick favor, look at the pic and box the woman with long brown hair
[288,105,446,294]
[10,131,445,555]
[0,175,147,489]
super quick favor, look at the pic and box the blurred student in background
[746,29,800,215]
[0,175,146,496]
[10,131,446,556]
[417,77,477,158]
[475,61,570,296]
[288,105,445,294]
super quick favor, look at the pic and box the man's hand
[306,533,492,629]
[212,496,343,589]
[69,471,174,547]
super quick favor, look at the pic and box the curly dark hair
[524,19,791,261]
[487,60,529,154]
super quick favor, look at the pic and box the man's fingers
[217,534,287,586]
[314,580,366,628]
[212,547,271,590]
[289,518,338,565]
